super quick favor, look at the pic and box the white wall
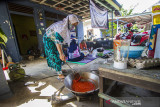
[83,19,101,39]
[77,21,84,44]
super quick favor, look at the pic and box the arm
[54,32,66,62]
[56,44,66,62]
[80,43,83,50]
[84,43,87,49]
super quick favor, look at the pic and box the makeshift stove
[49,87,94,105]
[49,72,99,105]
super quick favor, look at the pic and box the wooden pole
[1,49,5,68]
[112,10,114,41]
[98,93,132,107]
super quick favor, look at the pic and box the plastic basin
[120,46,145,59]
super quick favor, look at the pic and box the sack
[8,64,25,81]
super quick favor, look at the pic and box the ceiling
[30,0,121,20]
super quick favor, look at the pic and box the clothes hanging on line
[90,0,109,29]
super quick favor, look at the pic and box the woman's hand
[59,54,66,62]
[56,44,66,62]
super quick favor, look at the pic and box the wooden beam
[104,0,121,10]
[40,0,46,4]
[99,69,160,93]
[9,10,34,17]
[99,67,160,84]
[98,93,132,107]
[63,1,81,9]
[94,0,112,11]
[82,16,90,19]
[53,0,65,6]
[99,77,104,107]
[31,0,55,8]
[105,81,117,94]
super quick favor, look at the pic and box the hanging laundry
[90,0,109,29]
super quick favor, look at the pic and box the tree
[120,5,137,16]
[100,5,136,38]
[100,22,117,38]
[119,5,137,32]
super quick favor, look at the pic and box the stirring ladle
[66,62,81,81]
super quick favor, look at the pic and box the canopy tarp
[109,12,152,25]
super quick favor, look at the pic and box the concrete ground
[0,58,159,107]
[0,58,102,107]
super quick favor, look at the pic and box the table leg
[100,76,104,107]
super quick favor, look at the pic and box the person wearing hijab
[80,40,90,56]
[68,39,84,61]
[80,40,87,50]
[43,14,79,79]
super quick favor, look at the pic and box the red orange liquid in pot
[72,78,96,92]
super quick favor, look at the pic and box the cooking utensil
[64,72,99,96]
[66,62,81,81]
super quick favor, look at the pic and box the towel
[90,0,109,29]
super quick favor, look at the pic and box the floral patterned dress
[43,31,64,72]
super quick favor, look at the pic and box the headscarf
[46,14,79,45]
[68,39,78,53]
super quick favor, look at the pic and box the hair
[81,40,85,43]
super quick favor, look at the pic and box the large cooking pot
[64,72,99,96]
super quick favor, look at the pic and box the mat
[67,50,112,65]
[67,55,97,65]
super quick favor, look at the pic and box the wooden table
[98,64,160,107]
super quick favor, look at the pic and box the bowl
[120,46,145,58]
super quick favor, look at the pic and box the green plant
[100,22,117,38]
[0,25,8,46]
[120,4,137,16]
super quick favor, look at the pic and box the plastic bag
[92,49,97,58]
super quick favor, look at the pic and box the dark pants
[68,53,84,62]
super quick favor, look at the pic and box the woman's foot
[57,74,65,81]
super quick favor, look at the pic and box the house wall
[0,0,84,62]
[77,21,84,44]
[33,6,46,54]
[83,19,101,40]
[0,0,21,62]
[46,20,54,28]
[0,0,13,100]
[11,14,38,55]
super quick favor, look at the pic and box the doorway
[11,14,38,57]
